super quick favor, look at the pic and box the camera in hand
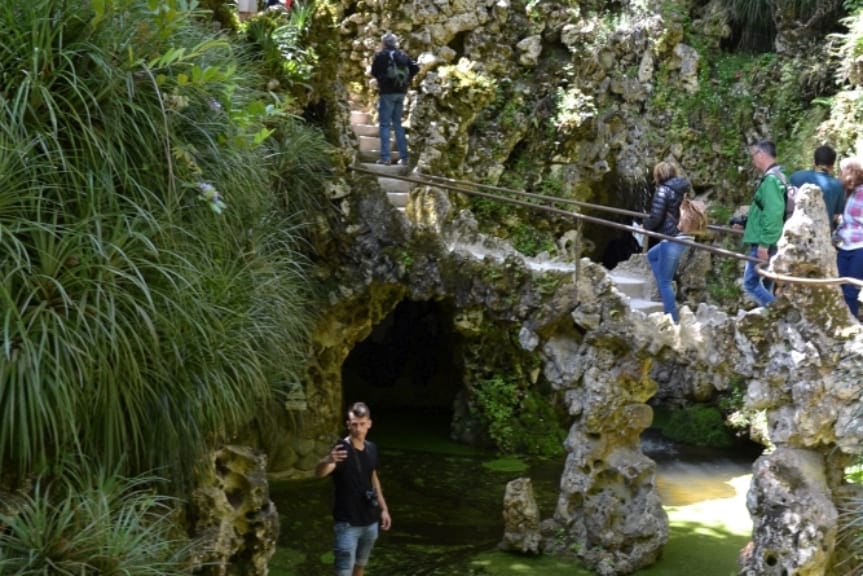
[365,489,380,508]
[728,215,748,227]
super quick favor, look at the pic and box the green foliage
[471,375,565,457]
[473,375,521,452]
[710,0,824,52]
[717,376,746,414]
[552,86,596,137]
[0,0,315,485]
[838,489,863,574]
[707,250,743,303]
[244,2,319,99]
[707,203,734,225]
[511,224,555,257]
[481,456,530,473]
[0,463,190,574]
[660,404,734,448]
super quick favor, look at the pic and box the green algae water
[269,417,754,576]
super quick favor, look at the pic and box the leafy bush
[656,404,734,448]
[472,375,565,456]
[244,2,319,98]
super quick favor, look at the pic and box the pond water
[269,417,758,576]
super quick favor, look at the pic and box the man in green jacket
[742,141,786,307]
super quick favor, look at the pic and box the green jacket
[742,169,786,247]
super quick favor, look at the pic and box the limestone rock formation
[739,447,838,576]
[500,477,542,554]
[190,445,279,575]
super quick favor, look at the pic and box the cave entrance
[590,170,652,270]
[341,299,462,441]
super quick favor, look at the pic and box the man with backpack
[742,140,786,307]
[371,33,419,166]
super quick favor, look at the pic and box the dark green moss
[653,404,734,448]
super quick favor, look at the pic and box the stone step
[378,177,412,194]
[358,135,381,152]
[350,110,372,125]
[357,134,410,153]
[387,192,409,208]
[608,271,649,300]
[629,298,665,315]
[358,162,407,176]
[351,123,379,137]
[358,149,402,163]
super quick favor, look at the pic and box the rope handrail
[349,164,863,290]
[350,165,759,264]
[410,172,741,236]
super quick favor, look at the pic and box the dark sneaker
[376,159,392,165]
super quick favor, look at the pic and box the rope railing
[349,165,863,290]
[350,165,758,264]
[416,173,743,236]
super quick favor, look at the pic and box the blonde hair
[653,161,677,184]
[840,157,863,191]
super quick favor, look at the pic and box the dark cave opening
[341,299,463,438]
[592,170,652,270]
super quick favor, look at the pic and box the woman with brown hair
[642,161,692,322]
[835,156,863,316]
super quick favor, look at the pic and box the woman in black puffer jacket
[642,161,692,323]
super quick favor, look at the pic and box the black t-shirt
[331,439,380,526]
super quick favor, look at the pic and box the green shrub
[656,404,734,448]
[471,376,565,457]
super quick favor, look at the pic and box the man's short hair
[814,145,837,168]
[751,140,776,159]
[381,33,398,49]
[348,402,370,419]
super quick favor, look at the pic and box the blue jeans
[837,247,863,317]
[647,239,687,322]
[743,244,776,307]
[334,521,379,576]
[379,93,408,163]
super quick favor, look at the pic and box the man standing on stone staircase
[371,32,418,166]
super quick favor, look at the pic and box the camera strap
[348,440,372,493]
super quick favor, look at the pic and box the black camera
[728,215,748,227]
[365,489,379,508]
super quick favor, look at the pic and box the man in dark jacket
[370,33,419,165]
[643,161,692,322]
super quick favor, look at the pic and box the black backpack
[385,50,411,91]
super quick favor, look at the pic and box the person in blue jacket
[790,145,845,231]
[643,161,692,322]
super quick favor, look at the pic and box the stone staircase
[349,108,412,211]
[607,268,665,315]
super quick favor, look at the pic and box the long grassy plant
[0,462,190,575]
[0,0,321,485]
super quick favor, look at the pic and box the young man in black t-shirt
[316,402,391,576]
